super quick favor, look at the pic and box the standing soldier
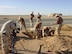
[37,13,41,22]
[30,12,34,27]
[53,15,63,36]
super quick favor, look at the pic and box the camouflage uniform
[0,20,16,54]
[34,21,42,38]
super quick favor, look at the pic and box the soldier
[42,26,55,37]
[53,15,63,36]
[42,26,49,37]
[34,21,42,38]
[0,20,17,54]
[37,13,41,22]
[17,16,26,31]
[30,12,34,27]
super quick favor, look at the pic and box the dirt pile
[61,24,72,31]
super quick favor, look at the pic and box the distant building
[48,13,62,17]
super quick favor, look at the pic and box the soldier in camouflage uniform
[34,21,42,38]
[0,20,17,54]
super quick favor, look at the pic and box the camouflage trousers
[35,29,42,38]
[30,19,33,27]
[1,34,12,54]
[55,24,62,36]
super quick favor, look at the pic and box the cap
[56,15,60,17]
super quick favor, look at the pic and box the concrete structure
[48,13,62,17]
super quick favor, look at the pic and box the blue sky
[0,0,72,15]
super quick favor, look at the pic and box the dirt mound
[42,36,72,52]
[61,24,72,31]
[14,35,72,54]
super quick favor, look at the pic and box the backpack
[60,17,63,22]
[59,17,63,24]
[57,17,63,24]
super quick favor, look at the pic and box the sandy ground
[0,16,72,54]
[13,25,72,54]
[0,25,72,54]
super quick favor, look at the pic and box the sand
[12,25,72,54]
[0,16,72,54]
[0,25,72,54]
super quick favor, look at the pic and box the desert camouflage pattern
[0,20,16,54]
